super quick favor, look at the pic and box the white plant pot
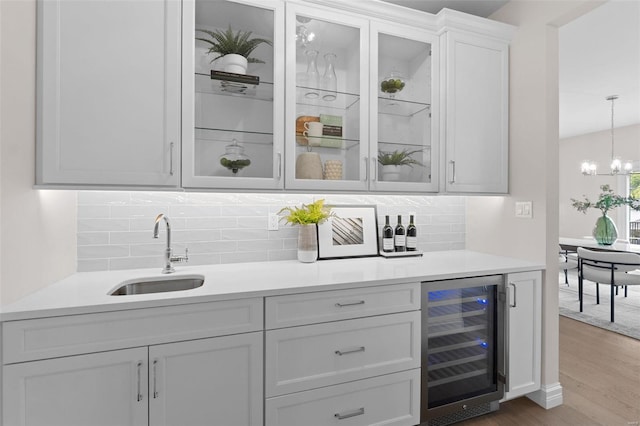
[223,54,248,74]
[381,165,402,181]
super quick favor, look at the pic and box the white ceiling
[559,0,640,138]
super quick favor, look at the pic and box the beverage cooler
[420,275,506,425]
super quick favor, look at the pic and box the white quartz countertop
[0,250,544,321]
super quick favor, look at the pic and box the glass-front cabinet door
[370,22,439,192]
[285,4,369,191]
[182,0,284,189]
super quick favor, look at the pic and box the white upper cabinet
[35,1,514,193]
[181,0,285,190]
[36,0,181,188]
[284,3,369,191]
[440,16,514,194]
[369,21,439,192]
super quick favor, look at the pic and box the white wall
[76,191,465,272]
[559,124,640,239]
[469,0,602,409]
[0,0,77,306]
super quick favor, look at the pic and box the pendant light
[581,95,634,176]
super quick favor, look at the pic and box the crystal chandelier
[581,95,634,176]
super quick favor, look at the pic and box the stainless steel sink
[110,275,204,296]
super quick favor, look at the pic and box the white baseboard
[527,382,563,409]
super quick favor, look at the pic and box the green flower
[571,184,640,216]
[196,26,272,64]
[279,199,335,225]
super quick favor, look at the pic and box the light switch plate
[515,201,533,219]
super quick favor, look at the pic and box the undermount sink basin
[110,275,205,296]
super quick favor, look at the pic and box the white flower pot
[223,54,248,74]
[297,224,318,263]
[381,165,402,181]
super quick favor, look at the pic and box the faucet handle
[171,247,189,263]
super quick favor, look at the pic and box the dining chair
[577,247,640,322]
[559,246,578,286]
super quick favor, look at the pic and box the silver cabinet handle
[371,157,377,181]
[449,160,456,184]
[335,407,365,420]
[509,282,517,308]
[335,346,365,356]
[277,152,282,179]
[169,142,175,176]
[364,157,369,181]
[335,300,365,307]
[136,361,143,402]
[153,359,159,398]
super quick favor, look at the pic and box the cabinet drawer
[265,282,419,329]
[265,311,420,397]
[265,369,420,426]
[3,298,263,364]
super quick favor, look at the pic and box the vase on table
[297,223,318,263]
[593,214,618,245]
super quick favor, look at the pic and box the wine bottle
[406,215,417,251]
[394,215,406,252]
[382,215,394,253]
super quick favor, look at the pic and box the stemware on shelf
[320,53,337,101]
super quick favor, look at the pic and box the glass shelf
[295,136,360,151]
[195,72,274,101]
[378,140,431,150]
[296,86,360,110]
[195,127,273,147]
[378,97,430,117]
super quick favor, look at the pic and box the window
[629,173,640,244]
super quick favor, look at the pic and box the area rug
[559,270,640,340]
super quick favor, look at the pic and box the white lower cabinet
[149,333,263,426]
[265,283,421,426]
[2,298,264,426]
[3,348,149,426]
[3,333,263,426]
[504,270,542,400]
[265,311,420,397]
[265,369,420,426]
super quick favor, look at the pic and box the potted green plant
[279,199,334,263]
[196,25,272,74]
[377,148,423,181]
[571,184,640,245]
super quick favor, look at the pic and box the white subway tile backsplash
[75,192,466,272]
[78,218,129,233]
[221,229,269,241]
[78,245,129,259]
[78,259,109,272]
[220,251,269,264]
[77,232,109,245]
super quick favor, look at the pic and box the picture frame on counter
[318,205,379,259]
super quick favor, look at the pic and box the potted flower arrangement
[196,25,272,74]
[279,199,334,263]
[571,184,640,245]
[377,148,423,181]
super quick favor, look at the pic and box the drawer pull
[153,359,159,399]
[335,346,365,356]
[335,300,365,307]
[335,407,365,420]
[136,361,143,402]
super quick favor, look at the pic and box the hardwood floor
[458,316,640,426]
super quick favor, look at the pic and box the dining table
[559,237,640,254]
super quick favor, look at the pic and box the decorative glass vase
[321,53,337,101]
[297,223,318,263]
[303,49,320,99]
[593,214,618,245]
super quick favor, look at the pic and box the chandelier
[581,95,635,176]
